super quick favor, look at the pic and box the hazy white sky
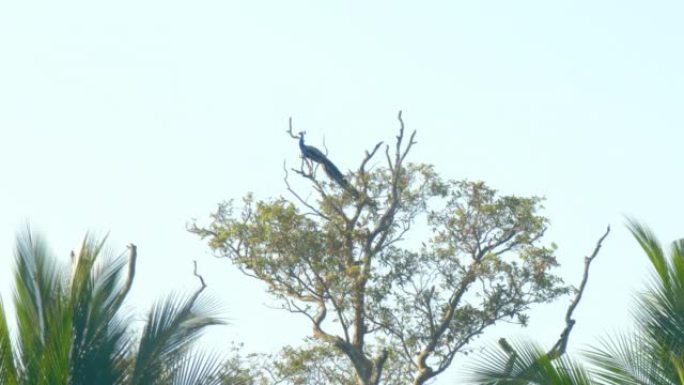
[2,1,683,383]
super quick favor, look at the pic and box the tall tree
[191,113,583,385]
[0,229,226,385]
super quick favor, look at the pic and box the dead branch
[286,117,302,139]
[368,111,418,254]
[123,244,137,294]
[395,111,418,164]
[193,260,207,290]
[549,225,611,357]
[184,259,209,308]
[358,141,385,175]
[494,226,610,375]
[113,244,137,309]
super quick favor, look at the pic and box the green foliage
[0,229,227,385]
[468,221,684,385]
[583,220,684,385]
[215,343,266,385]
[220,340,413,385]
[192,121,571,385]
[271,342,358,385]
[466,339,591,385]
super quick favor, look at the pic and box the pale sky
[1,1,683,383]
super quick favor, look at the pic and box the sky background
[1,1,683,383]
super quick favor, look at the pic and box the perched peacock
[298,132,359,199]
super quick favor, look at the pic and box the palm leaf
[626,219,668,288]
[584,334,673,385]
[68,236,131,385]
[0,300,18,385]
[466,339,591,385]
[12,229,68,385]
[584,221,684,385]
[171,349,226,385]
[130,293,224,385]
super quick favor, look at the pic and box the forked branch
[549,225,611,357]
[189,260,208,305]
[286,117,301,139]
[494,225,610,379]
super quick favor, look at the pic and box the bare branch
[367,111,419,253]
[396,111,418,164]
[288,299,317,323]
[283,162,332,221]
[286,117,302,139]
[192,260,207,290]
[354,140,384,208]
[112,244,137,310]
[358,141,385,175]
[549,225,611,357]
[123,243,137,295]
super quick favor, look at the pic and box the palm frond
[68,236,131,385]
[130,293,224,385]
[466,339,591,385]
[626,222,684,383]
[584,334,673,385]
[171,349,226,385]
[12,229,68,385]
[635,281,684,360]
[0,300,18,385]
[583,221,684,385]
[626,219,668,287]
[669,354,684,385]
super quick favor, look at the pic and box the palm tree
[0,229,227,385]
[466,220,684,385]
[584,220,684,385]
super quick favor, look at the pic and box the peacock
[298,132,359,199]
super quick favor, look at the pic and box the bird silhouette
[298,132,359,199]
[299,132,328,164]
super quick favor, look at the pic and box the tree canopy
[192,113,601,385]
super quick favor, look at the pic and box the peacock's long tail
[322,159,359,199]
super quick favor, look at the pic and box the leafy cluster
[0,230,225,385]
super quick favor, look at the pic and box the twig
[354,141,384,208]
[358,141,384,174]
[193,260,207,290]
[549,225,611,357]
[283,162,331,221]
[286,117,302,139]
